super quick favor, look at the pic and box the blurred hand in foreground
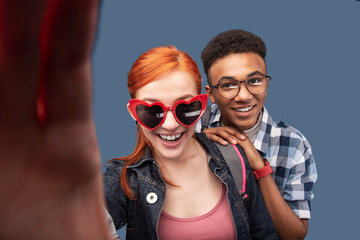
[0,0,111,239]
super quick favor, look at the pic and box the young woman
[104,45,278,240]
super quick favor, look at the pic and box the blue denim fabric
[104,132,278,240]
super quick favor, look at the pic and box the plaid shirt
[196,104,318,219]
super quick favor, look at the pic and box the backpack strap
[201,105,211,131]
[215,143,247,199]
[201,106,247,198]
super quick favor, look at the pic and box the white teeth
[160,133,182,141]
[234,106,254,112]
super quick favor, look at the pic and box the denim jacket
[104,132,278,240]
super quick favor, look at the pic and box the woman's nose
[161,110,180,130]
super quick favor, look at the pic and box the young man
[196,29,317,239]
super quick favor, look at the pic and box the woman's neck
[154,137,207,183]
[154,137,200,163]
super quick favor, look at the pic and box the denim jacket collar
[126,146,154,169]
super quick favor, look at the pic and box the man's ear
[127,103,136,121]
[205,85,216,104]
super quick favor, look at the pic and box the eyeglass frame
[208,72,271,99]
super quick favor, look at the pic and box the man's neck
[243,110,263,143]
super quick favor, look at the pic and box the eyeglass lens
[136,104,164,129]
[175,101,202,126]
[217,75,269,98]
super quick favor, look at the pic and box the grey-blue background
[93,1,360,239]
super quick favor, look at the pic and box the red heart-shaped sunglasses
[128,94,208,130]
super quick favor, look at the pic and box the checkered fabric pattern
[196,104,318,219]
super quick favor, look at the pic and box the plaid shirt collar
[208,104,272,156]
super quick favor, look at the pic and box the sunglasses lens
[136,105,164,129]
[175,100,202,126]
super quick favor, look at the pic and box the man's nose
[233,82,252,102]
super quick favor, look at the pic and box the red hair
[112,45,202,199]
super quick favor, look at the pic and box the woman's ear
[127,103,136,121]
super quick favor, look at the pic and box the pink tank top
[158,184,236,240]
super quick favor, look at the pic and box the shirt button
[146,192,158,204]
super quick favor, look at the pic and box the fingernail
[231,139,237,144]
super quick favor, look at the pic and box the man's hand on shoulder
[203,126,265,170]
[203,126,246,145]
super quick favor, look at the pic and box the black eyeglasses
[209,73,271,99]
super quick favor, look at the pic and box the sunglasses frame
[128,94,208,130]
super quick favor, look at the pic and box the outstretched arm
[0,0,111,239]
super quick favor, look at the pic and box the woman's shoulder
[103,148,155,177]
[195,132,220,154]
[103,159,126,178]
[105,158,126,168]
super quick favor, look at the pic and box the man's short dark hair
[201,29,266,78]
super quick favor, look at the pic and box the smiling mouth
[159,133,182,142]
[233,105,255,112]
